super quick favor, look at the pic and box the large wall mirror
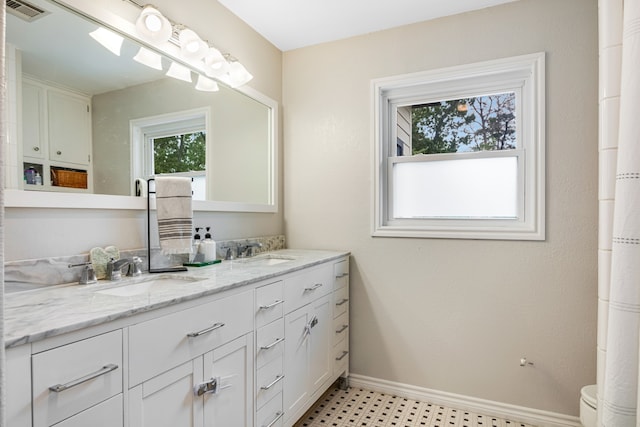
[5,0,277,212]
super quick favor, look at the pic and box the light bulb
[144,14,162,32]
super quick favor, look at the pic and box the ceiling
[217,0,519,51]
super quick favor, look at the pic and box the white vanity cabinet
[128,290,254,427]
[4,253,349,427]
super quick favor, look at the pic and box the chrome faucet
[68,262,97,285]
[107,257,142,281]
[237,242,263,258]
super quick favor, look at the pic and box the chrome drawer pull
[336,324,348,334]
[335,273,348,278]
[336,351,349,361]
[335,298,349,306]
[260,374,285,390]
[304,283,323,292]
[49,363,118,392]
[187,322,225,338]
[263,411,284,427]
[259,299,284,310]
[261,337,285,350]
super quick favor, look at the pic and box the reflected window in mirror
[151,131,206,200]
[132,108,209,200]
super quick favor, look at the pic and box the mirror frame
[5,0,278,213]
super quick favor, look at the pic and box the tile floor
[294,386,537,427]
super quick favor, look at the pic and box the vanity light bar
[122,0,253,87]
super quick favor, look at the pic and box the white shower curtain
[0,2,6,426]
[599,1,640,426]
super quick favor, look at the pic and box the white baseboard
[348,374,581,427]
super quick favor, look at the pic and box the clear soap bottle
[191,228,202,262]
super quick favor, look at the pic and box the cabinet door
[22,82,44,159]
[129,359,203,427]
[203,334,253,427]
[283,305,311,420]
[47,91,90,165]
[308,294,332,393]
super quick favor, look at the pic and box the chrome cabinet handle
[336,351,349,361]
[260,337,285,350]
[259,299,284,310]
[336,324,348,334]
[335,273,348,278]
[56,150,62,155]
[49,364,118,392]
[260,374,285,390]
[263,411,284,427]
[336,298,349,306]
[194,377,218,396]
[33,146,40,152]
[304,283,322,292]
[187,322,225,338]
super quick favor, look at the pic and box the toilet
[580,384,597,427]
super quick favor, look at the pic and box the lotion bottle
[199,227,216,262]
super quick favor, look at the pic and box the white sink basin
[235,254,296,266]
[97,276,203,297]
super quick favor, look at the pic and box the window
[372,53,545,240]
[131,108,209,200]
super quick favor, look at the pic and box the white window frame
[372,53,545,240]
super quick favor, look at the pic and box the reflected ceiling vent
[6,0,49,22]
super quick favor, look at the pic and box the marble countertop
[4,249,348,348]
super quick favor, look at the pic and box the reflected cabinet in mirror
[5,0,277,212]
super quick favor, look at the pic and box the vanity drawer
[256,357,285,409]
[32,330,123,427]
[333,259,349,291]
[284,263,333,314]
[256,392,284,427]
[333,338,349,377]
[333,311,349,346]
[53,394,123,427]
[129,290,253,386]
[333,285,349,319]
[255,280,284,328]
[256,318,285,369]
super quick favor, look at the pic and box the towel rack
[146,178,189,274]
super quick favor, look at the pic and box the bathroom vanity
[4,250,350,427]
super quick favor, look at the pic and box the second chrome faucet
[106,257,143,281]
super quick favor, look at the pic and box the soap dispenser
[199,227,217,262]
[191,227,203,262]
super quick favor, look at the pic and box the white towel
[155,177,193,255]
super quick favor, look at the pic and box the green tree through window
[411,93,516,155]
[153,132,206,174]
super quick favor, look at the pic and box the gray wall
[283,0,598,416]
